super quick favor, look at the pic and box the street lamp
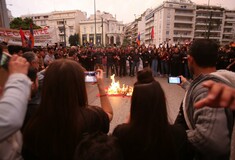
[94,0,97,46]
[63,19,66,47]
[207,0,213,39]
[101,17,104,46]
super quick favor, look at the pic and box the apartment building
[194,5,224,43]
[143,0,195,46]
[129,0,234,46]
[79,11,124,46]
[222,10,235,45]
[22,10,87,46]
[0,0,10,28]
[145,9,155,45]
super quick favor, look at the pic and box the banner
[0,27,55,47]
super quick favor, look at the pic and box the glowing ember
[106,74,133,96]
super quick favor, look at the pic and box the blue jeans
[161,61,169,75]
[131,61,139,76]
[151,59,158,76]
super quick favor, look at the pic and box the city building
[0,0,10,28]
[194,5,224,43]
[126,0,235,46]
[145,0,195,46]
[145,8,155,45]
[22,10,87,46]
[222,10,235,45]
[79,11,124,46]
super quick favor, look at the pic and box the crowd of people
[4,42,234,80]
[0,39,235,160]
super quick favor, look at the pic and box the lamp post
[94,0,97,46]
[207,0,212,39]
[63,19,66,47]
[101,17,104,46]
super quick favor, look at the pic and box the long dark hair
[130,81,169,139]
[129,69,176,158]
[23,59,88,160]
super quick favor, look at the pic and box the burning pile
[106,74,133,96]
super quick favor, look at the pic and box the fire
[106,74,133,96]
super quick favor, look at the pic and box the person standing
[175,39,234,160]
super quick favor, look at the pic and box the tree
[10,17,41,30]
[122,38,131,47]
[69,33,79,46]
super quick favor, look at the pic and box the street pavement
[86,76,185,133]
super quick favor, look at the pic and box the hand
[8,55,29,75]
[0,86,3,97]
[96,69,105,90]
[178,75,187,87]
[194,80,235,110]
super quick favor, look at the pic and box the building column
[114,35,116,44]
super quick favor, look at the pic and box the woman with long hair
[113,68,188,160]
[22,59,113,160]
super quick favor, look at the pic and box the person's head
[135,68,154,85]
[40,59,87,114]
[130,81,168,127]
[74,132,123,160]
[7,45,23,56]
[27,66,39,98]
[23,59,88,159]
[187,39,218,75]
[22,51,39,71]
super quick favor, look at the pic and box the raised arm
[0,55,31,142]
[96,69,113,121]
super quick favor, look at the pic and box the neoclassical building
[79,11,124,46]
[22,10,87,46]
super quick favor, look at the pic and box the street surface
[86,76,185,133]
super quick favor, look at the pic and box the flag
[151,26,154,39]
[19,28,27,47]
[136,32,140,46]
[28,24,34,48]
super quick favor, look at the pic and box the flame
[106,74,133,96]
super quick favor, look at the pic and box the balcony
[225,18,235,22]
[173,34,193,38]
[224,25,233,28]
[175,12,194,17]
[174,27,193,31]
[223,30,233,34]
[195,22,207,26]
[174,20,193,24]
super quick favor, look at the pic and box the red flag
[151,26,154,39]
[19,28,27,47]
[136,32,140,46]
[28,24,34,48]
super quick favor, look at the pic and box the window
[166,31,169,35]
[41,20,46,26]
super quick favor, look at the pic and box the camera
[168,76,181,84]
[84,71,97,83]
[0,52,12,70]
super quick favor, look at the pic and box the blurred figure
[175,39,234,160]
[22,59,113,160]
[194,81,235,160]
[0,55,30,159]
[194,80,235,110]
[74,132,123,160]
[113,68,189,160]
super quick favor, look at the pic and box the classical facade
[22,10,87,46]
[79,11,124,46]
